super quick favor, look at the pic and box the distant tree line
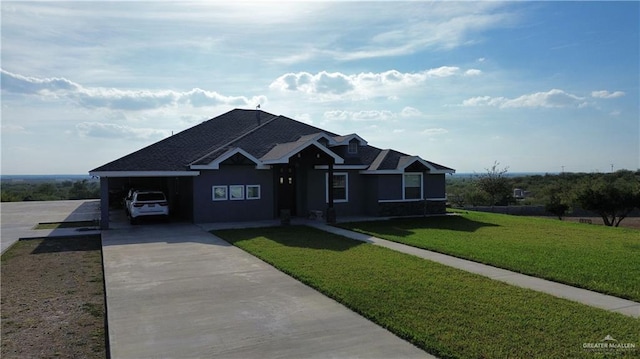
[1,179,100,202]
[447,163,640,227]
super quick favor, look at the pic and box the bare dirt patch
[1,236,106,359]
[558,216,640,230]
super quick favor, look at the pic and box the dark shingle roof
[91,109,276,172]
[91,108,454,173]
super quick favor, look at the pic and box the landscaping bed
[214,226,640,359]
[338,210,640,301]
[1,236,106,359]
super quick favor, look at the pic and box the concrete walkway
[0,200,101,254]
[102,217,432,359]
[305,221,640,318]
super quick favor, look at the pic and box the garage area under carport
[94,172,198,229]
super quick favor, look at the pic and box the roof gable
[362,150,455,174]
[261,140,344,165]
[331,134,367,146]
[191,147,267,170]
[90,108,454,175]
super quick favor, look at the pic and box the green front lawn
[338,210,640,301]
[214,226,640,359]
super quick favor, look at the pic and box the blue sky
[1,1,638,174]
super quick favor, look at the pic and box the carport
[92,171,199,229]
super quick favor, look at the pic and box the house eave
[190,164,270,170]
[89,170,200,178]
[359,169,454,175]
[314,165,369,170]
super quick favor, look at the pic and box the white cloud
[0,69,80,94]
[321,106,432,123]
[1,69,266,111]
[425,66,460,78]
[591,90,625,99]
[462,89,588,109]
[422,128,449,136]
[270,67,473,100]
[323,110,396,122]
[461,96,507,107]
[311,2,516,62]
[76,122,170,141]
[400,106,422,117]
[0,124,26,133]
[465,69,482,76]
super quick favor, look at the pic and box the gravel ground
[1,235,106,359]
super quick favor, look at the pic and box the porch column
[100,177,109,229]
[326,160,336,223]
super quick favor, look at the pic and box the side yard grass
[1,236,106,359]
[214,226,640,359]
[338,210,640,302]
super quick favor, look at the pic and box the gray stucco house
[90,109,455,228]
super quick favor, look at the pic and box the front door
[277,165,296,216]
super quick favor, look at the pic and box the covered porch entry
[269,143,342,223]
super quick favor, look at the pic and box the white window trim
[402,173,423,200]
[246,185,261,200]
[212,185,228,201]
[229,185,245,200]
[325,172,349,203]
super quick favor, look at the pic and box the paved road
[0,200,100,254]
[102,217,431,359]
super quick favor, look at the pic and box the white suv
[125,190,169,224]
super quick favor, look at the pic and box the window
[212,186,227,201]
[348,139,358,154]
[229,185,244,200]
[246,185,261,200]
[326,173,348,203]
[403,173,423,200]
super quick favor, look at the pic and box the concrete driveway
[0,200,100,254]
[102,217,431,358]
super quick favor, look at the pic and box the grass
[34,220,98,230]
[1,236,106,359]
[337,210,640,301]
[214,226,640,359]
